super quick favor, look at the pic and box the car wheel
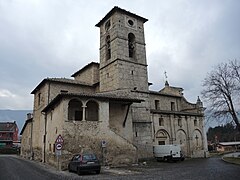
[163,157,167,162]
[68,165,72,172]
[96,170,100,174]
[77,167,81,175]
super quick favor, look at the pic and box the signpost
[55,134,64,146]
[101,140,107,166]
[56,143,62,150]
[55,134,64,170]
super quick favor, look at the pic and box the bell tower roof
[95,6,148,27]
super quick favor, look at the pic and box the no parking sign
[55,134,64,151]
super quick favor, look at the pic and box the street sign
[56,143,62,150]
[56,149,61,156]
[55,134,64,144]
[101,140,107,148]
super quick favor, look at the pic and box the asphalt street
[0,155,239,180]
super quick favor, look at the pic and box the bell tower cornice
[95,6,148,27]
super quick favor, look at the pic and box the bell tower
[96,7,149,93]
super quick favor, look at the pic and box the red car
[68,153,101,175]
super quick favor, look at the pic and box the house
[217,142,240,152]
[21,6,208,169]
[0,121,18,148]
[20,113,33,158]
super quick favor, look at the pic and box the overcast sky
[0,0,240,111]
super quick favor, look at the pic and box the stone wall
[43,97,137,169]
[152,113,206,157]
[31,80,97,162]
[73,64,99,85]
[109,102,133,142]
[99,9,148,93]
[20,122,32,159]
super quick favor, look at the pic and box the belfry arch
[128,33,136,59]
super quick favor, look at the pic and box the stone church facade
[21,7,208,168]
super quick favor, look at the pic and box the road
[0,155,64,180]
[0,155,239,180]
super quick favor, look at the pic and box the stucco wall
[21,122,32,159]
[44,98,137,169]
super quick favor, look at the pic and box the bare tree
[202,60,240,131]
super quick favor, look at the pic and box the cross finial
[164,71,168,80]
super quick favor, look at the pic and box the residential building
[0,121,18,148]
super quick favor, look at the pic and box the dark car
[68,153,101,175]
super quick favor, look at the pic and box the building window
[105,20,111,31]
[158,141,165,145]
[194,119,198,126]
[38,93,41,106]
[135,131,138,137]
[159,118,164,126]
[155,100,160,110]
[128,33,135,58]
[171,102,175,111]
[106,35,111,60]
[178,118,182,127]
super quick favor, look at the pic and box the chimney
[27,113,33,120]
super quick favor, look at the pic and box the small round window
[128,19,134,26]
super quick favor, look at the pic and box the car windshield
[82,154,97,161]
[73,155,81,161]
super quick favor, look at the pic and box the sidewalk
[222,152,240,165]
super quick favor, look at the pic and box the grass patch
[223,157,240,165]
[209,152,225,157]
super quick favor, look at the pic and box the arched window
[68,99,83,121]
[155,129,170,145]
[106,35,111,60]
[86,100,99,121]
[128,33,135,58]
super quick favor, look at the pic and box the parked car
[68,153,101,175]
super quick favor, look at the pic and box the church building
[21,7,208,169]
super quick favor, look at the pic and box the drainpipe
[41,112,47,163]
[186,116,191,157]
[30,120,33,159]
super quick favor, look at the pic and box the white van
[153,144,184,162]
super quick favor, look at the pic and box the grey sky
[0,0,239,110]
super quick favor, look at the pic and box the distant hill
[0,110,32,132]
